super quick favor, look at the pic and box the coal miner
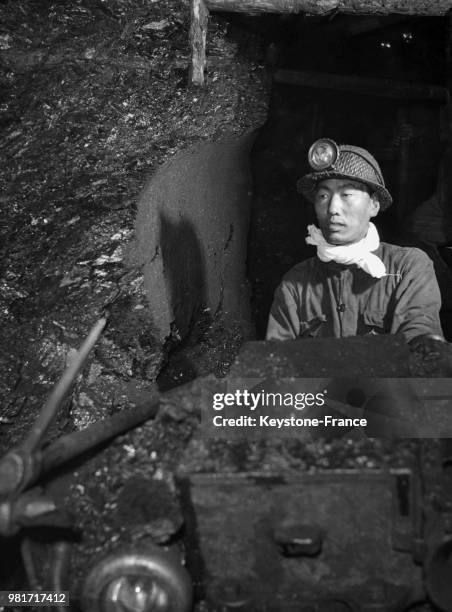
[266,138,444,343]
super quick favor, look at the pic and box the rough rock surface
[0,0,268,597]
[0,0,269,452]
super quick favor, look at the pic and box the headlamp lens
[308,139,338,170]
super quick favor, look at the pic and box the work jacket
[266,243,443,343]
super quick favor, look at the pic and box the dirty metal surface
[229,335,452,378]
[183,470,422,610]
[229,336,412,378]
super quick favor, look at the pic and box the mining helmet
[297,138,392,211]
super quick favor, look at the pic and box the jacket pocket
[299,315,327,338]
[362,309,386,335]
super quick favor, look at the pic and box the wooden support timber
[189,0,209,86]
[204,0,452,16]
[189,0,452,85]
[396,108,410,222]
[274,69,449,103]
[446,9,452,129]
[303,15,409,39]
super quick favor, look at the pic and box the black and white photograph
[1,0,452,610]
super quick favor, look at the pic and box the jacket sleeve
[266,281,300,340]
[390,249,444,342]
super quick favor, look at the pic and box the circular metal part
[308,138,339,171]
[81,545,192,612]
[425,539,452,612]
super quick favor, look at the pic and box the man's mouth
[326,222,345,230]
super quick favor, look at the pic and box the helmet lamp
[308,139,339,171]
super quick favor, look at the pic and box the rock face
[0,0,269,447]
[0,0,270,594]
[130,134,256,342]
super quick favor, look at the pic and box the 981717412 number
[0,591,69,606]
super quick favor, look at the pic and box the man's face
[314,178,380,245]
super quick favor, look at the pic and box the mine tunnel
[149,9,452,387]
[246,13,452,338]
[3,2,452,611]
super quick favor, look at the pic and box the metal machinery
[1,324,452,611]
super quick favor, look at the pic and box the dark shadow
[247,94,317,338]
[157,211,208,390]
[159,211,207,336]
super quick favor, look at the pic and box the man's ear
[369,194,380,218]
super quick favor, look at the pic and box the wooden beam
[189,0,209,86]
[396,108,410,222]
[344,16,408,37]
[205,0,452,16]
[274,69,449,103]
[446,9,452,130]
[303,15,410,40]
[189,0,450,86]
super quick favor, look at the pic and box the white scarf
[305,222,386,278]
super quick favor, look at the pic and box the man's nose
[327,193,342,215]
